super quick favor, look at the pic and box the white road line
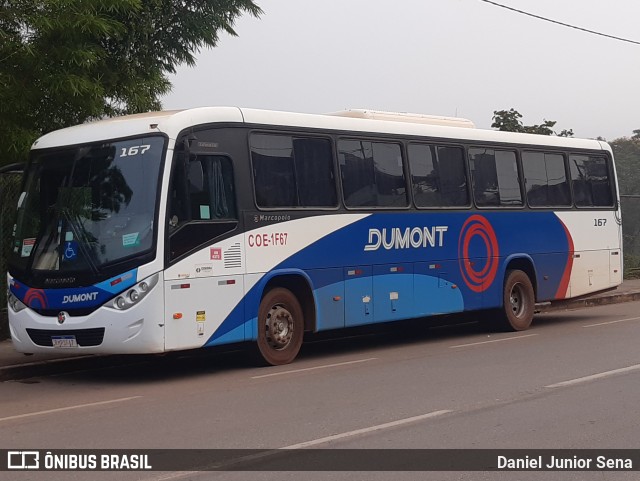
[449,333,538,349]
[583,316,640,328]
[155,471,198,480]
[546,364,640,389]
[0,396,142,422]
[149,409,453,480]
[282,410,453,449]
[251,358,377,379]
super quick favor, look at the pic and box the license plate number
[51,335,78,348]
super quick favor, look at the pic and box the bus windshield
[9,136,165,282]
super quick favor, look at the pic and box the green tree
[610,131,640,277]
[0,0,261,166]
[610,132,640,195]
[491,108,574,137]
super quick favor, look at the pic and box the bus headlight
[108,273,159,311]
[8,292,27,313]
[115,297,127,309]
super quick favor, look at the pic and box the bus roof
[326,109,476,128]
[32,106,608,152]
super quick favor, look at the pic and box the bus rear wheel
[255,288,304,366]
[496,269,535,331]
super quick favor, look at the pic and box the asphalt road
[2,301,640,480]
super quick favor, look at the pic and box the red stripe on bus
[555,220,574,299]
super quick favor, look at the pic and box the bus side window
[196,156,236,219]
[171,156,236,224]
[469,148,522,207]
[522,151,571,207]
[168,155,237,261]
[569,154,613,207]
[187,160,206,219]
[338,139,407,208]
[250,134,337,209]
[408,144,469,208]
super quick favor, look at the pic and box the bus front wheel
[255,288,304,366]
[497,269,535,331]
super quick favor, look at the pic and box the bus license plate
[51,336,78,348]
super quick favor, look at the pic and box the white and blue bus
[7,107,622,365]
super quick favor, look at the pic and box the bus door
[165,151,243,349]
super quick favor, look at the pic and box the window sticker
[122,232,140,247]
[65,231,74,241]
[196,311,206,335]
[200,205,211,220]
[63,241,78,260]
[21,238,35,257]
[195,264,213,275]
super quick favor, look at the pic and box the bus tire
[497,269,535,331]
[255,287,304,366]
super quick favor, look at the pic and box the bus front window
[9,136,165,283]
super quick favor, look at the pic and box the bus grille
[32,308,97,317]
[26,328,105,347]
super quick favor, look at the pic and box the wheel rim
[510,283,526,318]
[265,304,294,351]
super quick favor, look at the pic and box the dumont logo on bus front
[62,292,99,304]
[364,226,448,251]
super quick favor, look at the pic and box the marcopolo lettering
[364,226,448,252]
[62,292,99,304]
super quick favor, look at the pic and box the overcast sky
[162,0,640,141]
